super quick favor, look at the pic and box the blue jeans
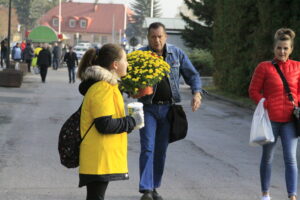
[68,66,75,83]
[260,121,298,197]
[53,58,60,70]
[139,104,170,192]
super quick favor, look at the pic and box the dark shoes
[140,190,163,200]
[140,191,153,200]
[153,189,163,200]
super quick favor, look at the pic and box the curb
[206,92,255,111]
[179,84,255,111]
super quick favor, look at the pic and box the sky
[72,0,184,18]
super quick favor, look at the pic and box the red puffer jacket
[249,59,300,122]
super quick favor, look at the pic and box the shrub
[188,49,214,76]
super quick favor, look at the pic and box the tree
[0,0,66,30]
[129,0,162,40]
[180,0,215,50]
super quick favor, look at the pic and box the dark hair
[77,43,123,80]
[274,28,296,47]
[147,22,166,35]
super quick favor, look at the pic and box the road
[0,68,297,200]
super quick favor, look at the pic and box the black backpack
[58,106,94,168]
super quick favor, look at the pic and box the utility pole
[58,0,62,34]
[7,0,12,69]
[112,14,115,43]
[150,0,154,18]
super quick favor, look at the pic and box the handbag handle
[271,60,296,107]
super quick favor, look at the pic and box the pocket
[170,60,180,77]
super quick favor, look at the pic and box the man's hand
[191,92,202,112]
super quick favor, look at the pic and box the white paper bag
[249,98,274,146]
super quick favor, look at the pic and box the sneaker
[153,189,163,200]
[140,191,153,200]
[261,195,271,200]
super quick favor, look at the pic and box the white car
[73,46,90,60]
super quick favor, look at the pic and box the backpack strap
[79,104,95,143]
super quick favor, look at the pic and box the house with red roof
[39,2,133,45]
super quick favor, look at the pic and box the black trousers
[86,181,108,200]
[26,59,32,72]
[39,64,48,82]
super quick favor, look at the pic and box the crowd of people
[0,40,77,83]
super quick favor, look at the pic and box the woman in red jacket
[249,28,300,200]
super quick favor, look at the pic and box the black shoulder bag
[167,104,188,143]
[272,60,300,137]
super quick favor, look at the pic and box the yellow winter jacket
[79,66,128,177]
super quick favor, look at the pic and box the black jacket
[22,45,34,60]
[37,48,52,66]
[64,51,78,67]
[52,46,61,59]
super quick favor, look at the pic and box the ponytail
[77,48,97,80]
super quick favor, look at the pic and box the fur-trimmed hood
[79,65,119,96]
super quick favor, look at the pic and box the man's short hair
[148,22,166,34]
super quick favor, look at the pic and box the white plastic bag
[249,98,274,146]
[33,66,40,74]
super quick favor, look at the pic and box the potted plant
[120,50,170,98]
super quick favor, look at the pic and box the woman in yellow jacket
[77,44,143,200]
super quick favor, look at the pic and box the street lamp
[6,0,12,68]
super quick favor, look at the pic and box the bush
[188,49,214,76]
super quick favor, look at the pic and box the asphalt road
[0,68,297,200]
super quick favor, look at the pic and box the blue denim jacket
[138,44,202,104]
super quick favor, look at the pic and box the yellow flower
[120,50,170,96]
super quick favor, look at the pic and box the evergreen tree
[129,0,161,40]
[180,0,215,50]
[213,0,259,96]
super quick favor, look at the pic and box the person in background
[60,43,68,65]
[249,28,299,200]
[22,42,34,72]
[37,43,52,83]
[77,43,143,200]
[12,43,22,62]
[64,46,78,83]
[52,42,61,70]
[34,43,42,56]
[137,22,203,200]
[20,40,26,52]
[0,38,8,68]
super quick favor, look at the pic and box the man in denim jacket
[137,22,202,200]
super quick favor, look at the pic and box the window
[101,36,108,44]
[69,19,76,28]
[80,19,87,28]
[93,35,100,43]
[52,18,59,27]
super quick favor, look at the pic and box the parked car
[73,45,90,60]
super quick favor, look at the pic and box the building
[39,2,133,45]
[143,17,189,52]
[0,5,20,42]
